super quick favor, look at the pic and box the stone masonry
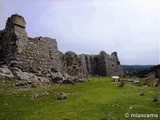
[0,14,124,82]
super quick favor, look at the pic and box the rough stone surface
[57,92,67,100]
[154,79,160,87]
[0,65,14,78]
[79,51,124,77]
[60,51,85,77]
[0,14,124,82]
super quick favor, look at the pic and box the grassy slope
[0,78,160,120]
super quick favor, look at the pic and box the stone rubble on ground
[56,92,68,100]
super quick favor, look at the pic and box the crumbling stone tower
[0,14,28,63]
[0,14,62,80]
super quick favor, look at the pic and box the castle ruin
[0,14,124,82]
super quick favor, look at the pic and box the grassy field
[0,77,160,120]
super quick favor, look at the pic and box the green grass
[0,77,160,120]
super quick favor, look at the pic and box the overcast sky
[0,0,159,65]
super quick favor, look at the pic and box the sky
[0,0,159,65]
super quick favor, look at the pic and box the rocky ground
[0,77,159,120]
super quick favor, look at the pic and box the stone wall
[0,14,124,81]
[60,51,85,77]
[0,30,3,62]
[80,51,124,77]
[59,51,124,77]
[15,37,62,77]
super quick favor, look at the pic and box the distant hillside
[135,65,160,78]
[122,65,154,70]
[122,65,155,78]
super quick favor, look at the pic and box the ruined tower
[0,14,28,63]
[0,14,63,80]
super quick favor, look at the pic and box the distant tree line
[122,65,154,71]
[134,65,160,78]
